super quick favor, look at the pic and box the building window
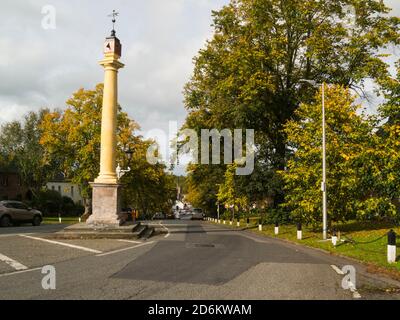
[58,186,61,194]
[51,185,55,191]
[1,176,8,187]
[71,186,74,198]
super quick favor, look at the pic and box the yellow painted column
[95,53,124,184]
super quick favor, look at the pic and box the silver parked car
[0,201,43,227]
[192,208,204,220]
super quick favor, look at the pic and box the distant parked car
[192,208,204,220]
[152,212,166,220]
[179,213,193,220]
[176,209,191,220]
[0,201,43,227]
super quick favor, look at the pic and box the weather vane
[108,10,119,36]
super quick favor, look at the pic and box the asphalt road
[0,220,399,300]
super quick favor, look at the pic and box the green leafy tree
[217,163,249,219]
[370,60,400,217]
[281,85,390,226]
[121,139,177,218]
[0,109,56,198]
[183,0,400,210]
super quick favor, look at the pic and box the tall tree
[281,85,395,226]
[0,109,56,198]
[121,139,177,218]
[183,0,400,210]
[217,163,249,218]
[373,60,400,213]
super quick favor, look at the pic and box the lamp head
[125,149,134,162]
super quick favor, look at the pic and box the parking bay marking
[19,235,103,254]
[0,253,28,271]
[0,267,42,278]
[117,239,142,244]
[96,241,155,257]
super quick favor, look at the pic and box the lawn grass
[42,217,81,225]
[208,218,400,279]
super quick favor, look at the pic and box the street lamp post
[116,147,134,180]
[300,79,328,240]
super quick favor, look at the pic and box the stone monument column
[87,29,125,226]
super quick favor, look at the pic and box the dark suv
[0,201,43,227]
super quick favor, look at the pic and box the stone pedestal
[86,183,123,226]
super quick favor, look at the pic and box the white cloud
[0,0,229,128]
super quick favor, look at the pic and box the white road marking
[0,267,42,278]
[0,233,35,238]
[0,253,28,271]
[20,235,102,254]
[331,265,362,299]
[350,284,362,299]
[148,223,189,227]
[117,239,142,244]
[96,241,155,257]
[331,264,344,275]
[159,223,170,238]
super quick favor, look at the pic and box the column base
[94,173,118,185]
[86,182,124,226]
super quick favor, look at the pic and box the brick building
[0,169,29,201]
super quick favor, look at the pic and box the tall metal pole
[322,82,327,240]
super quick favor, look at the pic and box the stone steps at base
[140,226,155,240]
[47,222,155,240]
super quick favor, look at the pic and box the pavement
[0,220,399,300]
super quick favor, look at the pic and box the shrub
[264,208,292,225]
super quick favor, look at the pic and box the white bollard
[230,220,233,226]
[58,215,62,224]
[388,230,397,264]
[332,230,338,246]
[297,231,302,240]
[237,221,240,227]
[275,226,279,235]
[223,220,226,225]
[259,224,262,231]
[79,217,81,223]
[388,246,396,264]
[297,223,302,240]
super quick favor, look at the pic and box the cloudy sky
[0,0,399,174]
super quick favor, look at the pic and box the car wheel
[0,215,11,227]
[32,215,42,226]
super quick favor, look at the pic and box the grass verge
[42,217,81,225]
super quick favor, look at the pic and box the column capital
[99,53,125,70]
